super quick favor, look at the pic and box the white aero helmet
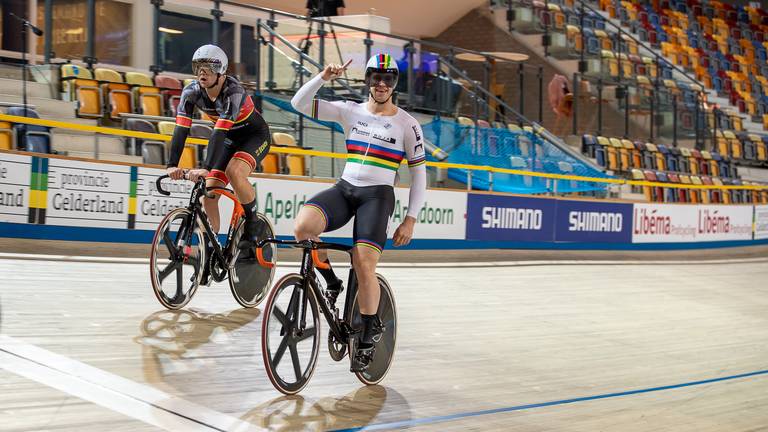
[365,53,399,78]
[192,44,228,75]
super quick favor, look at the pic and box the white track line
[0,252,767,268]
[0,335,257,432]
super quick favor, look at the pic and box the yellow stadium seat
[260,153,280,174]
[457,116,475,127]
[158,121,196,168]
[272,132,297,146]
[0,121,13,150]
[94,68,132,120]
[60,64,103,118]
[126,72,162,116]
[271,132,305,175]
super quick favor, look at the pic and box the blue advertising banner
[554,200,633,243]
[466,193,556,242]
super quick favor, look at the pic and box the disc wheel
[228,213,277,308]
[262,274,321,395]
[150,208,206,310]
[350,274,397,385]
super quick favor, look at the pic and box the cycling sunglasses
[368,72,398,88]
[192,61,221,76]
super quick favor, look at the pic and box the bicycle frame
[156,175,245,271]
[257,239,357,344]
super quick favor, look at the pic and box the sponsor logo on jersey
[373,133,396,144]
[357,121,368,127]
[411,125,421,141]
[351,126,371,137]
[383,123,392,129]
[414,143,424,153]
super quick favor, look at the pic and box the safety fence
[1,150,767,250]
[2,114,767,198]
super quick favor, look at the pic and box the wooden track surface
[1,250,767,431]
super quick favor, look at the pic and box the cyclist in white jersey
[291,53,426,371]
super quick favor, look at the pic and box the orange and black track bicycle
[255,238,397,394]
[149,173,277,310]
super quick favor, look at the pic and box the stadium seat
[582,134,597,158]
[679,147,691,173]
[94,68,133,120]
[124,118,164,164]
[60,64,102,119]
[155,75,183,116]
[0,121,13,150]
[125,72,163,117]
[6,107,51,153]
[190,124,212,164]
[272,132,305,176]
[593,136,608,168]
[158,121,196,169]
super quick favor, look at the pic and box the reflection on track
[135,308,266,391]
[241,386,411,432]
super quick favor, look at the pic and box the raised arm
[291,60,352,124]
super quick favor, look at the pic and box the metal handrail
[218,0,542,70]
[438,58,605,170]
[257,21,365,100]
[2,113,767,191]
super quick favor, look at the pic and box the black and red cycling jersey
[167,76,268,171]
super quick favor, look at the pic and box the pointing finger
[341,59,353,70]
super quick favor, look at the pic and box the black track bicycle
[255,239,397,394]
[149,173,277,309]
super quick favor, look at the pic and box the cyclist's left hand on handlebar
[187,168,209,183]
[166,166,185,180]
[392,217,416,247]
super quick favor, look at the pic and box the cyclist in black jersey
[166,45,271,276]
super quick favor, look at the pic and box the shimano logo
[481,207,542,230]
[568,211,623,232]
[351,126,370,137]
[373,133,396,144]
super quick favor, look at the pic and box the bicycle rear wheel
[350,274,397,385]
[261,274,321,395]
[150,208,206,310]
[228,213,276,308]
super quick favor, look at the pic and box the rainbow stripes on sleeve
[408,155,426,167]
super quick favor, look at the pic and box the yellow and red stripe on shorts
[206,169,229,184]
[232,151,257,171]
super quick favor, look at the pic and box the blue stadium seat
[6,107,52,153]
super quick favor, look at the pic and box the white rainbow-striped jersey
[291,73,427,219]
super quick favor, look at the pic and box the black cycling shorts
[305,179,395,254]
[206,113,271,178]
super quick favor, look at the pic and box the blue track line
[331,369,768,431]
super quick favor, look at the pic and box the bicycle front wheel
[150,208,206,310]
[261,274,321,395]
[228,213,276,308]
